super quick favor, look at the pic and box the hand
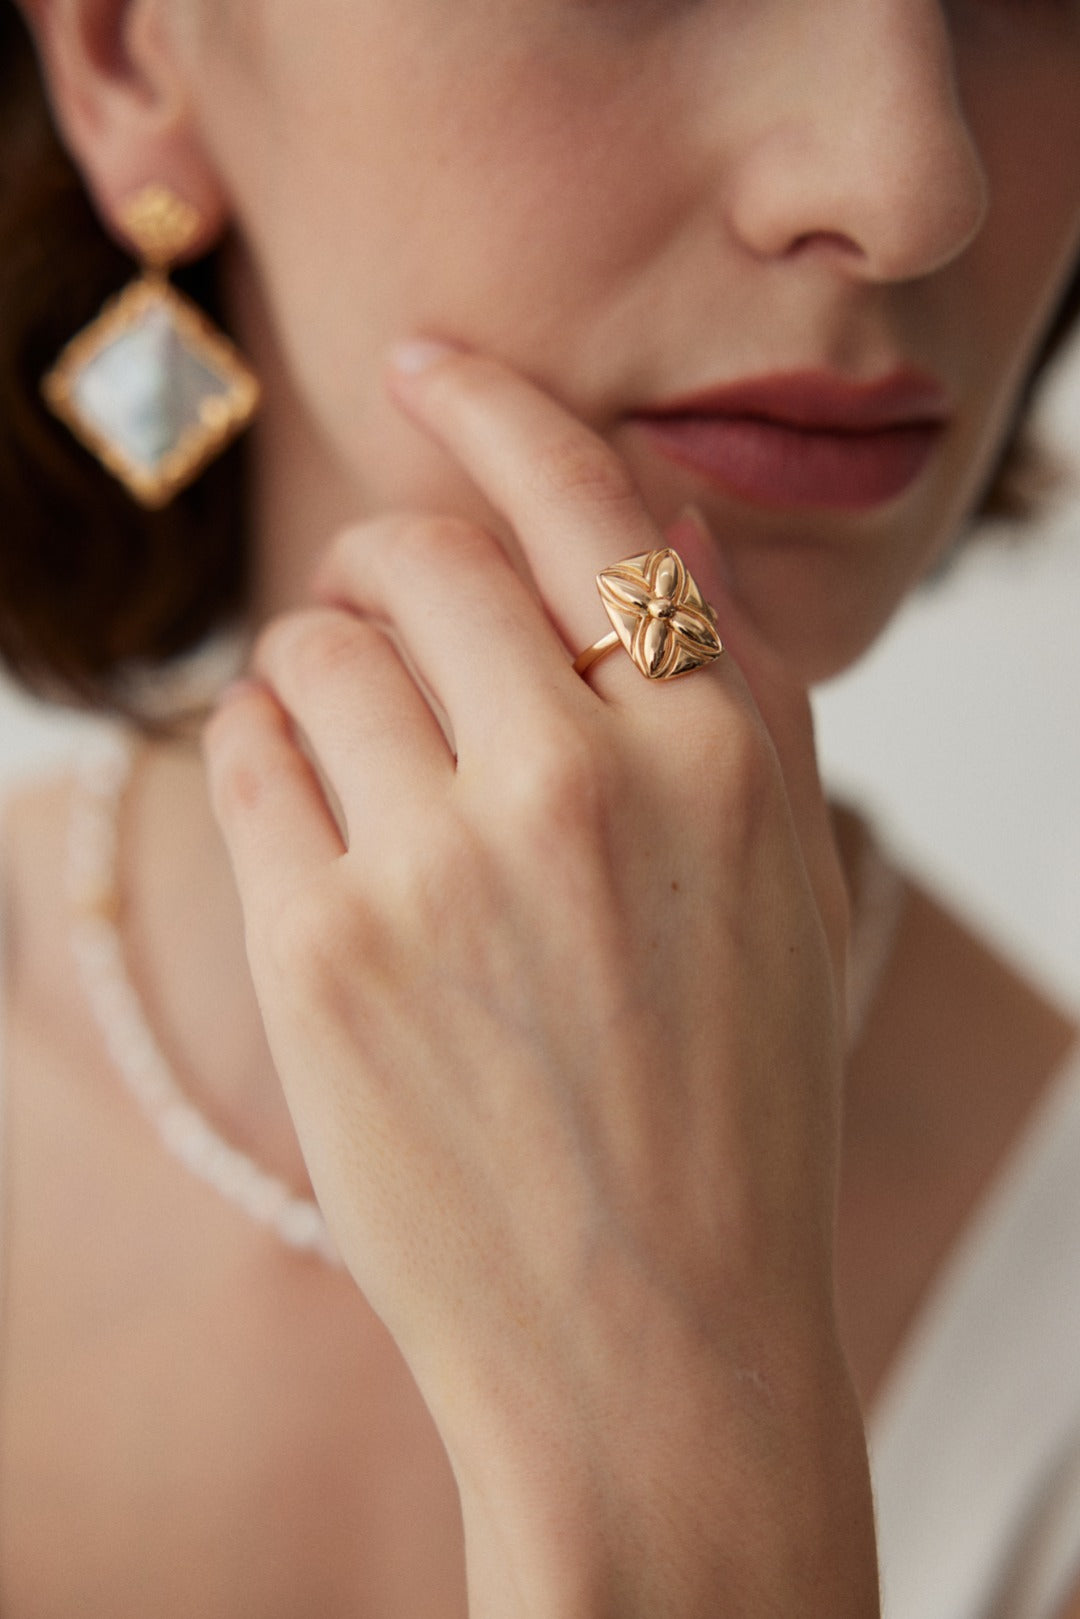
[203,344,874,1618]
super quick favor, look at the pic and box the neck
[121,735,315,1200]
[222,245,369,627]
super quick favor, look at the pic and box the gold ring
[572,547,723,681]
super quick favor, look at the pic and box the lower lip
[634,414,943,510]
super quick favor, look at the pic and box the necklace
[66,729,342,1267]
[66,731,904,1267]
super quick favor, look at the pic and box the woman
[1,0,1079,1614]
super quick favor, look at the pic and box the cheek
[198,11,693,505]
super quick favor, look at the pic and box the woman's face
[170,0,1080,682]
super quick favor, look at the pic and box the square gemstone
[44,279,259,508]
[72,300,232,475]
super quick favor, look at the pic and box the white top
[0,855,1079,1612]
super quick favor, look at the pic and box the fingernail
[389,338,461,377]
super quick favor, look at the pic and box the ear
[15,0,228,258]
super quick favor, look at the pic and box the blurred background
[816,340,1080,1011]
[3,337,1079,1010]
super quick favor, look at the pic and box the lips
[632,369,950,511]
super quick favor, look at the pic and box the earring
[41,184,260,510]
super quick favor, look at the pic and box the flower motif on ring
[596,548,723,679]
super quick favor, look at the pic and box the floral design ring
[572,548,723,681]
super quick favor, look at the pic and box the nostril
[718,3,991,287]
[789,229,868,261]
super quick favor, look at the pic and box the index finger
[384,341,667,668]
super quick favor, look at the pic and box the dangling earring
[42,184,260,510]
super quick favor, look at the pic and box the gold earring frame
[42,184,260,510]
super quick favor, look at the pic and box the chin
[722,540,921,688]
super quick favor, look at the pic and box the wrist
[445,1309,878,1619]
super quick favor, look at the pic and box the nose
[721,0,989,282]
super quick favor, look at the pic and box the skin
[2,0,1080,1614]
[165,0,1076,675]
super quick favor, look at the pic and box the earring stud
[42,183,260,510]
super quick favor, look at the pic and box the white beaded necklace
[66,729,342,1267]
[66,729,904,1268]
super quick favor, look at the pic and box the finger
[251,605,454,826]
[386,343,672,688]
[311,513,592,763]
[203,680,345,926]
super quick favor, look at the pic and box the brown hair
[1,1,1079,714]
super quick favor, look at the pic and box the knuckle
[530,430,639,512]
[381,815,488,933]
[505,722,609,842]
[209,738,270,825]
[203,690,290,819]
[385,511,497,578]
[317,513,501,610]
[251,610,303,678]
[660,683,780,837]
[314,521,369,589]
[256,608,363,691]
[718,715,784,851]
[263,882,357,999]
[263,889,323,991]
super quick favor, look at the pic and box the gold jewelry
[41,184,260,510]
[573,547,723,681]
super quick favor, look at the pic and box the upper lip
[634,368,951,432]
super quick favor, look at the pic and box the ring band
[572,547,723,681]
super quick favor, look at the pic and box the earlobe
[17,0,229,261]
